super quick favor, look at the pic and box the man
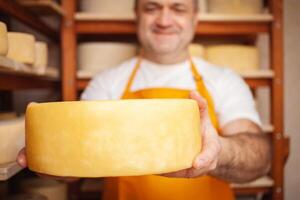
[18,0,272,199]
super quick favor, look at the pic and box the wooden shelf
[0,162,23,181]
[16,0,65,16]
[77,69,274,90]
[232,176,274,195]
[0,57,59,90]
[75,13,272,35]
[0,0,59,42]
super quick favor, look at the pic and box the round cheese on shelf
[208,0,263,15]
[205,45,259,72]
[79,0,135,17]
[20,178,67,200]
[189,44,205,58]
[0,117,25,164]
[0,21,8,56]
[7,32,35,65]
[34,41,48,70]
[78,42,137,76]
[26,99,201,177]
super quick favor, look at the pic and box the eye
[172,4,188,13]
[143,3,160,13]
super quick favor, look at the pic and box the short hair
[134,0,199,12]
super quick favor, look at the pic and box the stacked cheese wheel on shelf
[189,44,205,58]
[207,0,263,15]
[25,99,201,177]
[205,45,259,72]
[78,42,137,77]
[79,0,135,18]
[0,117,25,164]
[0,22,8,56]
[33,41,49,73]
[7,32,36,65]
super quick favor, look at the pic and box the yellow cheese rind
[7,32,35,64]
[208,0,263,15]
[189,44,205,58]
[0,22,8,56]
[26,100,201,177]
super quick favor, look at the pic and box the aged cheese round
[208,0,263,15]
[189,44,205,58]
[26,99,201,177]
[0,117,25,164]
[20,178,67,200]
[7,32,35,65]
[205,45,259,72]
[0,21,8,56]
[79,0,135,17]
[78,42,137,76]
[34,41,48,69]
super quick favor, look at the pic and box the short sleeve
[215,69,262,128]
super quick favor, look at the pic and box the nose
[156,8,173,28]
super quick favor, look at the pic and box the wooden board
[17,0,64,16]
[0,162,23,181]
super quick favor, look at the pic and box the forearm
[210,133,272,183]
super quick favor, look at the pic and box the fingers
[17,148,27,168]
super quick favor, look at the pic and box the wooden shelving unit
[0,1,62,181]
[61,0,289,199]
[16,0,65,16]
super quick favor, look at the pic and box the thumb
[190,91,210,123]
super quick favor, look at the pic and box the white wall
[284,0,300,199]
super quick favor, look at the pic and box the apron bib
[102,57,234,200]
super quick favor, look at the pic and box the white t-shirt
[81,57,261,128]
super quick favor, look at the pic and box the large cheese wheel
[79,0,135,17]
[26,100,201,177]
[20,178,67,200]
[205,45,259,72]
[208,0,263,15]
[0,22,8,56]
[34,41,48,69]
[0,117,25,164]
[189,44,205,58]
[7,32,35,65]
[78,42,137,77]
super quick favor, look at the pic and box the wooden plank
[269,0,285,199]
[0,0,58,42]
[0,162,23,181]
[16,0,65,16]
[61,0,77,100]
[75,13,271,35]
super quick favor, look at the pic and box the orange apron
[102,57,234,200]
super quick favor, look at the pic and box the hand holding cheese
[24,99,202,177]
[162,91,222,178]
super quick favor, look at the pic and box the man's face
[136,0,198,56]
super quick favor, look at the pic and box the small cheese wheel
[7,32,35,65]
[78,42,137,76]
[20,178,67,200]
[208,0,263,15]
[189,44,205,58]
[26,99,201,177]
[205,45,259,72]
[0,117,25,164]
[80,0,135,17]
[34,41,48,69]
[0,22,8,56]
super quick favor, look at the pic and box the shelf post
[61,0,77,100]
[269,0,285,199]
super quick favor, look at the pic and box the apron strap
[190,58,219,129]
[123,56,142,94]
